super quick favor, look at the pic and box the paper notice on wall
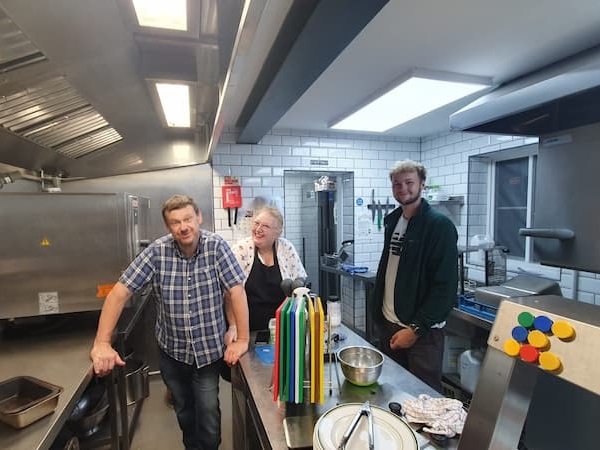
[39,291,59,315]
[357,211,373,239]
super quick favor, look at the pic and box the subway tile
[250,144,271,155]
[301,136,320,146]
[230,144,252,154]
[259,134,282,145]
[291,146,310,156]
[262,155,283,166]
[252,166,272,176]
[282,135,301,146]
[241,155,262,166]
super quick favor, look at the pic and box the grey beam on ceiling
[236,0,389,144]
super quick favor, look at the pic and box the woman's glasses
[252,221,273,231]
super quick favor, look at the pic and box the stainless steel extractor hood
[0,0,245,179]
[450,44,600,136]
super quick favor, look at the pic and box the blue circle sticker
[356,198,363,206]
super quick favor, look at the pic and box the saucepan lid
[313,403,418,450]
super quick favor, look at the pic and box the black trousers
[377,319,445,393]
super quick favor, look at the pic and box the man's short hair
[162,195,199,222]
[389,160,427,182]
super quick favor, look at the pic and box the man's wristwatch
[408,323,424,337]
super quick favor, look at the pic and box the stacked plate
[313,403,418,450]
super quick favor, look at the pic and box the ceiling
[2,0,600,179]
[227,0,600,140]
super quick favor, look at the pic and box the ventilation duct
[0,76,122,158]
[450,44,600,136]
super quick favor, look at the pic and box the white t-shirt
[383,216,408,325]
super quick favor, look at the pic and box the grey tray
[0,376,63,429]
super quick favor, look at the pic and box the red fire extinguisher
[222,176,242,227]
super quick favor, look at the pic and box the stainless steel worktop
[0,323,96,450]
[0,291,152,450]
[234,325,459,449]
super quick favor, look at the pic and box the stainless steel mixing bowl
[337,346,384,386]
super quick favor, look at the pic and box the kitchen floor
[129,374,233,450]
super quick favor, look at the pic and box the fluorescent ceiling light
[132,0,187,31]
[330,71,490,132]
[156,83,191,127]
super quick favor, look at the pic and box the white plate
[314,403,418,450]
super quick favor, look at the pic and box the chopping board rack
[273,293,334,404]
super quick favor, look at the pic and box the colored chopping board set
[273,295,326,404]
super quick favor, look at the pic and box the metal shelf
[428,195,465,206]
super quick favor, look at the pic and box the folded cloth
[402,394,467,438]
[341,264,369,274]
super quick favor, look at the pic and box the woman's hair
[257,206,284,231]
[162,195,199,222]
[389,160,427,182]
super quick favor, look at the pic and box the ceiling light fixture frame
[328,68,493,133]
[146,78,197,130]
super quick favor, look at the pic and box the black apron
[245,247,285,331]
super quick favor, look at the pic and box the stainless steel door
[0,192,135,319]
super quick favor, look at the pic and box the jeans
[159,349,221,450]
[377,319,445,393]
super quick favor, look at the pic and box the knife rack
[366,203,394,217]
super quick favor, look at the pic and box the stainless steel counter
[0,325,96,450]
[234,325,459,449]
[0,291,152,450]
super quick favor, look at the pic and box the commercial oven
[0,192,150,319]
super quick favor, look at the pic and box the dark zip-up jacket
[372,199,458,331]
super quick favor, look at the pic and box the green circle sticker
[518,311,535,328]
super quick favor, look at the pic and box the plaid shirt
[119,231,244,368]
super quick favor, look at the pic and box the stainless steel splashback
[0,192,150,319]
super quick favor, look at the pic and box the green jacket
[372,199,458,331]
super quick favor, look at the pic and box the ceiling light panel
[132,0,187,31]
[331,71,490,133]
[0,6,46,72]
[155,82,191,127]
[0,76,122,158]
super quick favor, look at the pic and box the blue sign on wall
[356,197,363,206]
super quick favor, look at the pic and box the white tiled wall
[213,127,600,306]
[213,127,420,272]
[421,131,600,304]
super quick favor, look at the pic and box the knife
[385,196,390,217]
[371,189,375,223]
[377,200,383,231]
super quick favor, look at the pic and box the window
[467,144,538,263]
[493,156,536,259]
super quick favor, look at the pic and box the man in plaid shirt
[91,195,249,450]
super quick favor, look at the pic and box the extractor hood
[0,0,245,179]
[450,44,600,136]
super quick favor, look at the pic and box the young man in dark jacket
[372,160,458,392]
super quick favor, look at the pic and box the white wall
[213,127,600,305]
[212,127,420,272]
[421,131,600,304]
